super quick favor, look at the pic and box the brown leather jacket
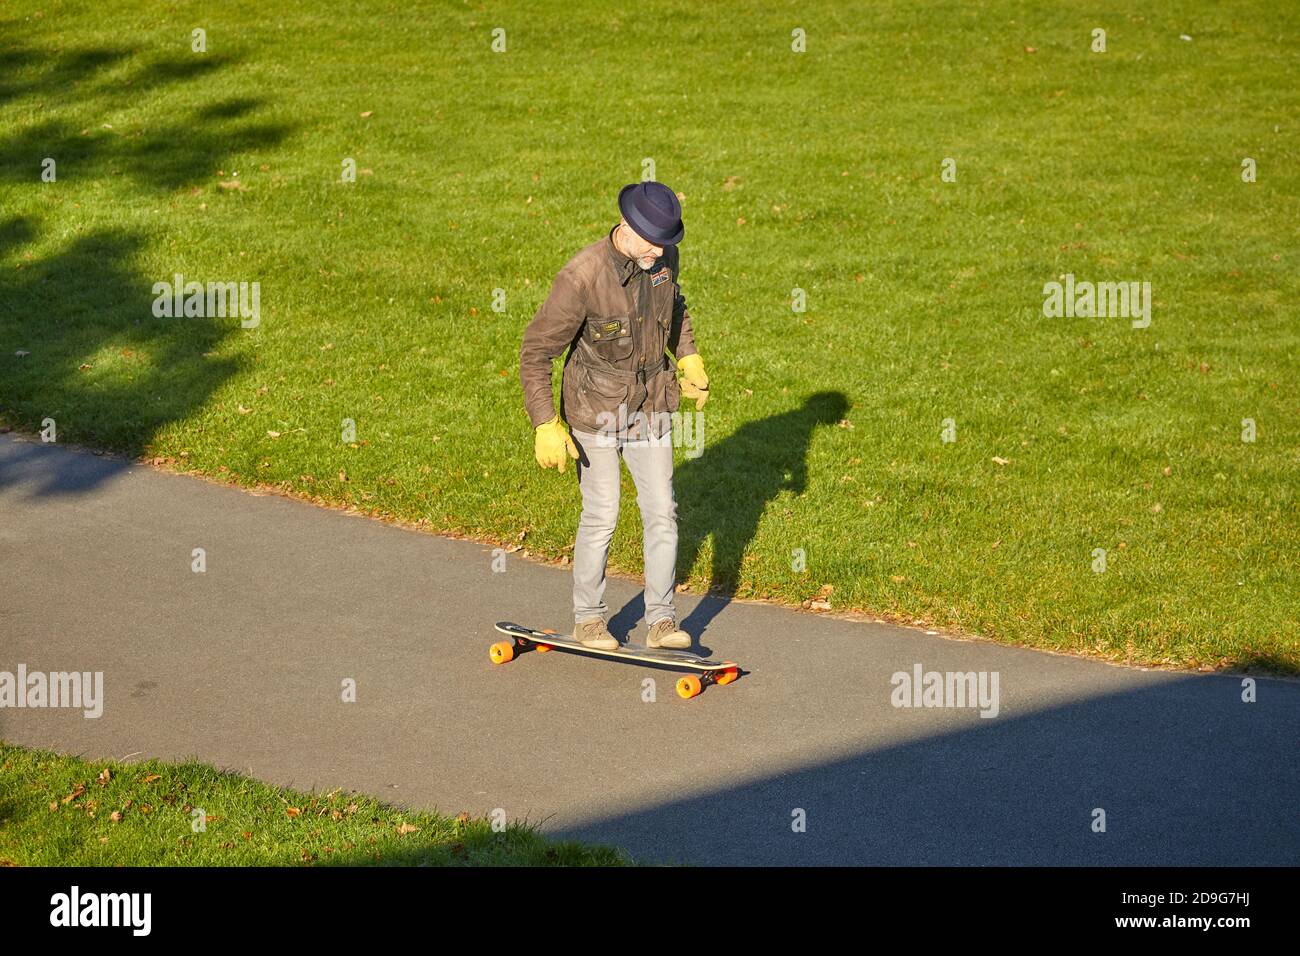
[520,227,698,438]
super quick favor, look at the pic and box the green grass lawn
[0,0,1296,672]
[0,741,629,865]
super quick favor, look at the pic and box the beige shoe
[647,618,691,650]
[574,618,618,650]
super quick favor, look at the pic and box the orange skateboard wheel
[489,641,515,665]
[676,675,703,699]
[716,666,740,685]
[537,643,552,653]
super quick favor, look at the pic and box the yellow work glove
[534,415,579,471]
[677,354,710,408]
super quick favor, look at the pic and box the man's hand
[534,415,580,471]
[678,354,710,408]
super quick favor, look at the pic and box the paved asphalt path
[2,433,1297,865]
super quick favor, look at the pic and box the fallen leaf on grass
[61,785,86,804]
[396,822,420,835]
[286,807,302,818]
[141,773,161,783]
[991,456,1009,465]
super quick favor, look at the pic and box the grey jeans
[570,428,677,627]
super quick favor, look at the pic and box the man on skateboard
[519,181,710,652]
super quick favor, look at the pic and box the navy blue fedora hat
[618,181,684,245]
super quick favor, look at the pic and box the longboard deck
[490,621,742,699]
[493,621,730,669]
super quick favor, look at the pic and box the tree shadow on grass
[0,44,133,107]
[0,45,290,193]
[0,33,297,491]
[0,218,241,459]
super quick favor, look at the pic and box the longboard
[490,621,741,699]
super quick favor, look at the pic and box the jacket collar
[606,225,639,287]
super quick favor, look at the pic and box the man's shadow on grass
[611,391,850,648]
